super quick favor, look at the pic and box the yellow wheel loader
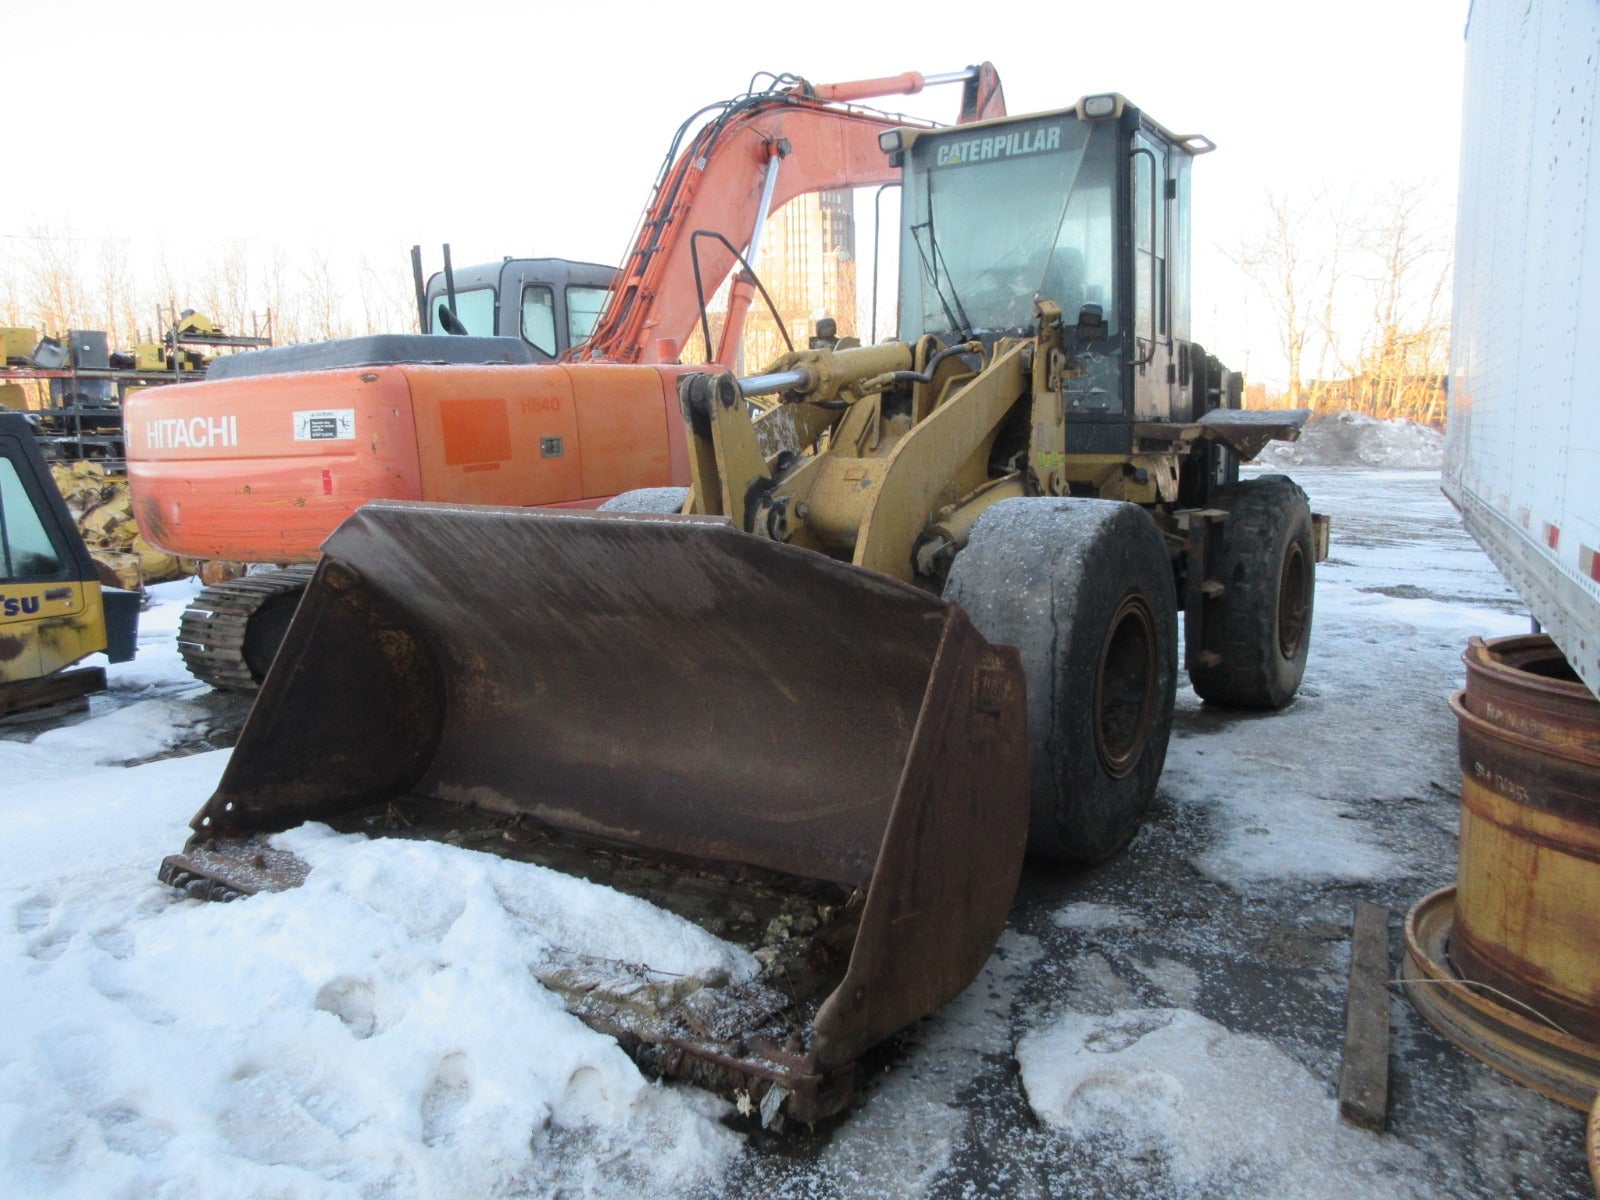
[0,413,139,722]
[159,92,1323,1126]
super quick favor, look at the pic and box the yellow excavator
[159,92,1323,1126]
[0,413,139,721]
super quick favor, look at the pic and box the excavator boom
[577,64,1004,365]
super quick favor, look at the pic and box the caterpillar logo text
[934,124,1063,167]
[146,416,239,451]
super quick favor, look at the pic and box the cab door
[0,418,103,683]
[1130,131,1175,421]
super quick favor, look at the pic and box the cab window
[566,286,610,346]
[522,286,557,355]
[0,457,63,581]
[433,287,496,337]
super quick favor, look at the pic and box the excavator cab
[420,257,618,360]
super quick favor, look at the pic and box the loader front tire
[598,487,690,514]
[945,498,1177,865]
[1186,475,1314,709]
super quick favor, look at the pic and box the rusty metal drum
[1450,634,1600,1045]
[1404,634,1600,1110]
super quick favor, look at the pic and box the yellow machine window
[0,457,63,581]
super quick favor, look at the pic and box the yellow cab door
[0,417,105,685]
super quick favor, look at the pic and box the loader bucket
[162,500,1029,1124]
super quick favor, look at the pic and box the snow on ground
[1,459,1587,1198]
[1,590,744,1200]
[1050,902,1139,933]
[1017,1008,1432,1197]
[1162,465,1526,893]
[1257,410,1444,471]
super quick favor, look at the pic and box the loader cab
[423,258,618,361]
[892,96,1212,448]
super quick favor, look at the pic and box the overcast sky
[4,0,1467,382]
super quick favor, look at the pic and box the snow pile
[1017,1008,1428,1197]
[1256,410,1443,470]
[0,617,748,1198]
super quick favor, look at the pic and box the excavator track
[177,565,317,692]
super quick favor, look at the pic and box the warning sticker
[292,409,356,441]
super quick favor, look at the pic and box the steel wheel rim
[1277,541,1309,660]
[1094,595,1158,778]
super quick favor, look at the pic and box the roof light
[1080,93,1119,119]
[878,129,905,153]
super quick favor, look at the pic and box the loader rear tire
[1186,475,1314,709]
[945,498,1177,865]
[598,487,690,514]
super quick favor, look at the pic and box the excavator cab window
[525,283,614,356]
[897,114,1120,342]
[521,286,558,355]
[566,286,610,346]
[0,456,64,582]
[433,287,496,339]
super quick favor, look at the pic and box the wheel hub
[1277,542,1310,659]
[1094,595,1158,778]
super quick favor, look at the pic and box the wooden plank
[1339,900,1392,1130]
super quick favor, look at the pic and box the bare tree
[295,246,348,342]
[95,238,143,348]
[1232,191,1330,407]
[21,224,92,335]
[194,240,255,336]
[356,252,419,335]
[1350,181,1452,423]
[1233,181,1451,425]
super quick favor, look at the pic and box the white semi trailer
[1445,0,1600,697]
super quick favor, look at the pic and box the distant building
[741,189,858,370]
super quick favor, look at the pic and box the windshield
[898,115,1119,340]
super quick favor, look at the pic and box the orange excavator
[125,65,1005,690]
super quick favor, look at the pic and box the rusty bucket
[1405,634,1600,1109]
[161,500,1030,1123]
